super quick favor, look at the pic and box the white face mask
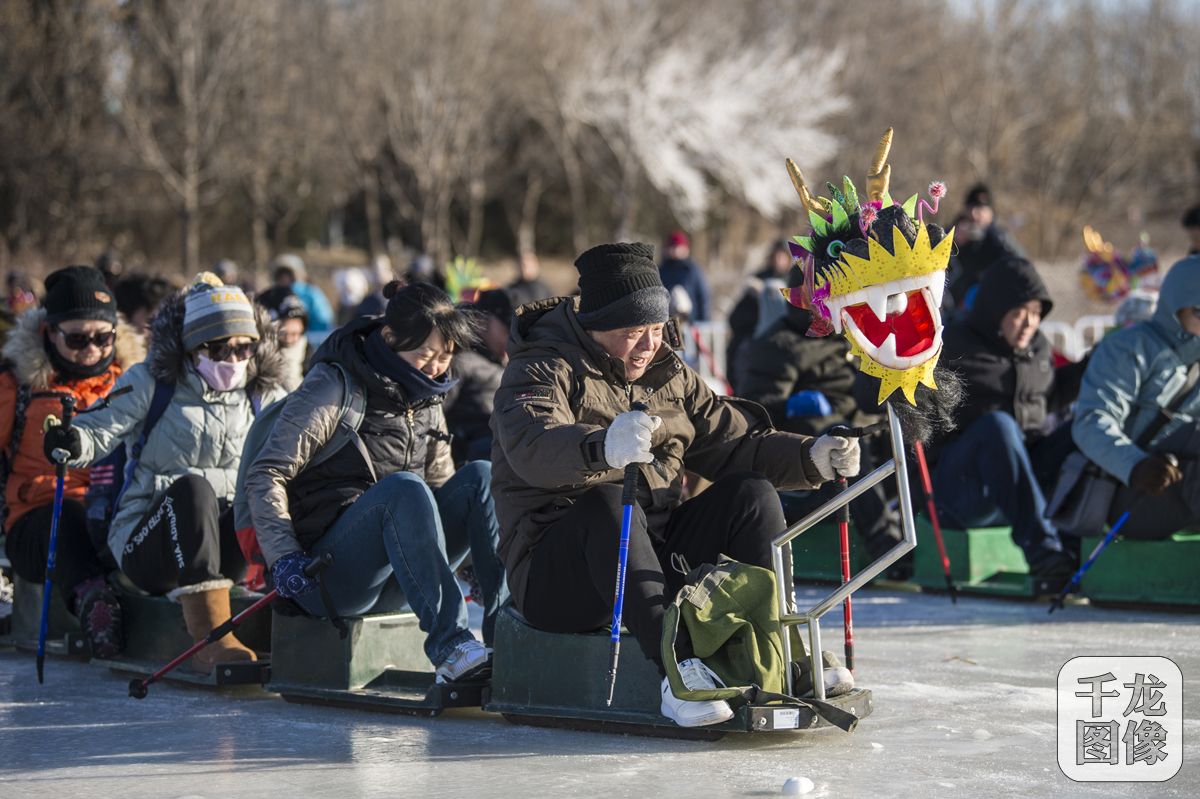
[196,353,248,392]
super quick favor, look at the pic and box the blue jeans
[932,411,1063,558]
[297,461,508,666]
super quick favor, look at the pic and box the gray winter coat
[69,291,287,562]
[1073,256,1200,483]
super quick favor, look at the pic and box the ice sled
[485,607,874,740]
[488,405,915,739]
[1081,530,1200,609]
[267,610,485,716]
[0,574,90,659]
[911,519,1034,598]
[96,579,272,689]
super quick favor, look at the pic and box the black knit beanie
[43,265,118,325]
[574,242,670,330]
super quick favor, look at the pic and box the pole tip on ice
[129,678,149,699]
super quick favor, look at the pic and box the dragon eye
[826,240,845,259]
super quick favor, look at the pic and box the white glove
[808,434,861,482]
[604,410,662,469]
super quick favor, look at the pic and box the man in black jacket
[932,259,1085,585]
[947,184,1026,310]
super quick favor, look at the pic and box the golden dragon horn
[866,127,894,203]
[786,158,831,215]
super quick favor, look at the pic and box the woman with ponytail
[246,281,508,683]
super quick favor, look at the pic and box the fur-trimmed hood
[1,307,145,390]
[146,288,287,395]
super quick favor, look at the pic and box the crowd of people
[0,187,1197,728]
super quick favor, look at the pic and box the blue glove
[786,390,833,419]
[271,551,318,599]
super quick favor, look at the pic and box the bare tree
[109,0,259,273]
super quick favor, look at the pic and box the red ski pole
[128,553,331,698]
[837,476,854,672]
[913,440,957,604]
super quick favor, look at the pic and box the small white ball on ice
[781,776,814,795]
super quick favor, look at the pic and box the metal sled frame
[772,403,916,701]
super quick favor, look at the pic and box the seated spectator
[94,250,123,289]
[44,274,287,673]
[947,184,1026,310]
[659,231,711,322]
[1073,256,1200,538]
[932,258,1085,587]
[259,255,334,338]
[491,243,860,727]
[356,254,396,318]
[212,259,240,290]
[1183,206,1200,256]
[445,289,511,464]
[2,266,144,656]
[506,250,553,309]
[726,239,792,393]
[256,290,312,392]
[245,282,508,683]
[740,268,902,565]
[114,273,173,342]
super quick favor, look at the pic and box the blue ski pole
[605,401,648,707]
[1048,510,1130,615]
[37,395,76,683]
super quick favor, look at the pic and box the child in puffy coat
[2,266,144,656]
[44,274,287,674]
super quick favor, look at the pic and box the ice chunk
[781,776,814,795]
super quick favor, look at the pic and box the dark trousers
[519,472,783,673]
[933,411,1067,558]
[120,475,245,595]
[1109,425,1200,540]
[5,500,105,609]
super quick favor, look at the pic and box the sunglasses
[203,340,257,362]
[55,327,116,350]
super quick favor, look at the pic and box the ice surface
[0,587,1197,798]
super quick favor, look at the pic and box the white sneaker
[435,639,491,683]
[660,658,735,728]
[823,664,855,698]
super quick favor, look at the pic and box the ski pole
[837,476,854,672]
[913,439,957,604]
[129,552,332,698]
[1048,511,1130,615]
[36,395,76,684]
[823,424,885,673]
[605,401,648,707]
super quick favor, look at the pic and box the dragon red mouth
[844,290,936,357]
[825,272,945,369]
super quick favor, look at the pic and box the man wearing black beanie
[491,242,861,728]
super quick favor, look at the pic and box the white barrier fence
[688,315,1113,393]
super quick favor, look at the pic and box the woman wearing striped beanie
[43,273,288,674]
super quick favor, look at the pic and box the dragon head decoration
[782,129,952,406]
[1079,225,1159,303]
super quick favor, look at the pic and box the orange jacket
[0,309,144,528]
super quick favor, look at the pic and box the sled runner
[268,610,486,716]
[96,581,271,689]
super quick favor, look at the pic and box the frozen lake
[0,587,1196,798]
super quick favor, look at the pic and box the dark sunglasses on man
[203,339,257,362]
[53,327,116,350]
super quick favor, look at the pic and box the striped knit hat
[182,272,259,351]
